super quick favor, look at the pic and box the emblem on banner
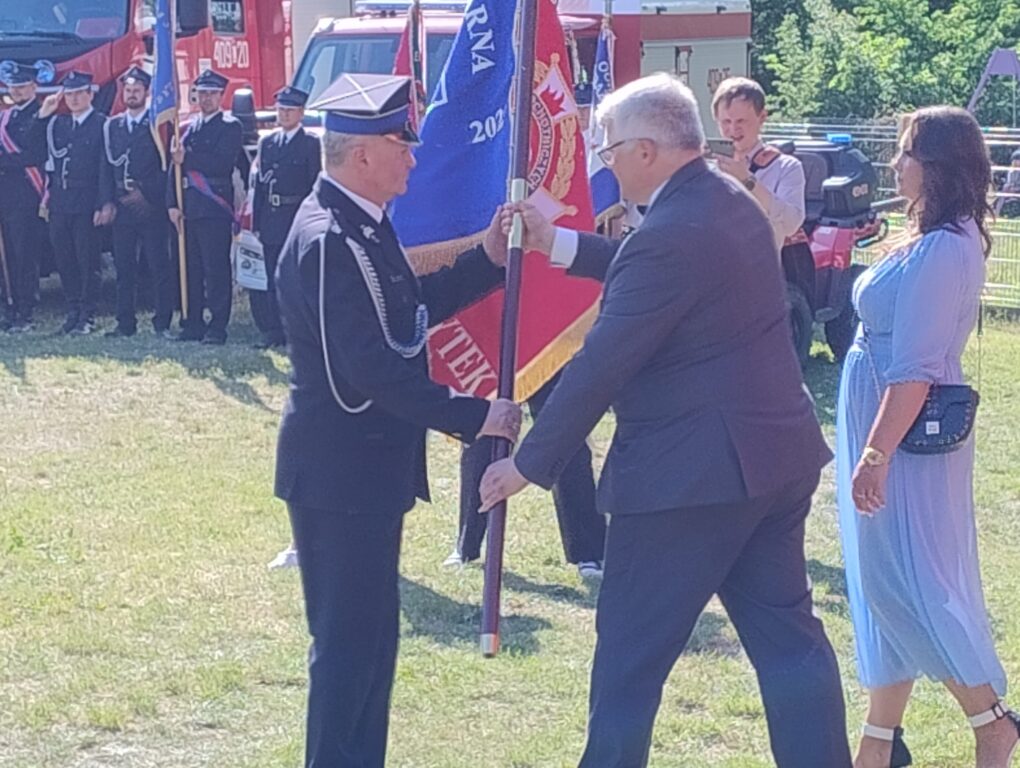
[530,54,580,219]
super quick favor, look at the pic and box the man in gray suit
[480,74,851,767]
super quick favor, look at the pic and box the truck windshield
[0,0,129,40]
[295,33,456,105]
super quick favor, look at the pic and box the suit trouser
[181,216,232,338]
[249,239,285,343]
[49,211,100,321]
[579,471,851,768]
[458,373,606,563]
[0,206,43,322]
[112,203,174,332]
[288,504,403,768]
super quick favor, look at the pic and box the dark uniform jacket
[104,111,167,210]
[252,127,321,245]
[42,109,114,215]
[514,158,833,514]
[167,111,243,219]
[0,100,46,212]
[274,176,504,514]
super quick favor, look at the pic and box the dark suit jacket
[104,112,167,210]
[0,100,46,212]
[274,176,504,514]
[252,127,321,245]
[43,110,114,216]
[514,158,832,514]
[167,111,243,219]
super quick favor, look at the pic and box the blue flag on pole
[587,15,620,220]
[149,0,177,169]
[390,0,516,254]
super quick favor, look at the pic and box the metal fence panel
[764,120,1020,308]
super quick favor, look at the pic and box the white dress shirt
[72,107,94,126]
[276,126,301,146]
[320,172,384,223]
[549,177,669,268]
[747,141,807,248]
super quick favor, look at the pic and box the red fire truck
[288,0,752,131]
[0,0,290,115]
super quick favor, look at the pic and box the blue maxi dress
[836,219,1007,695]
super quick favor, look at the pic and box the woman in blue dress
[838,106,1020,768]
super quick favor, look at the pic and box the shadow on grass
[399,577,551,656]
[502,570,598,610]
[685,611,743,658]
[808,558,848,599]
[802,348,843,428]
[0,279,288,411]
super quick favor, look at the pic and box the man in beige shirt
[711,77,806,249]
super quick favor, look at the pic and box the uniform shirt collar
[124,109,146,130]
[322,173,385,224]
[279,126,301,143]
[200,110,221,126]
[73,107,94,126]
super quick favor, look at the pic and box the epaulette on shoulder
[222,113,239,124]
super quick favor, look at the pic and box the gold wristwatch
[861,446,888,467]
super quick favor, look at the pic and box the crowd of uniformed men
[0,64,317,348]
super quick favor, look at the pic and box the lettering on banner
[430,319,498,395]
[470,107,506,144]
[464,4,495,74]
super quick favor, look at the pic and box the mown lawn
[1,288,1018,767]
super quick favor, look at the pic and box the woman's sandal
[968,701,1020,766]
[861,723,913,767]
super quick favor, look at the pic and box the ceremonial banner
[148,0,177,168]
[587,12,622,222]
[391,0,601,401]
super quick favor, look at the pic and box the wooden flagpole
[173,118,189,321]
[480,0,539,658]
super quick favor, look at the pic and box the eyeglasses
[596,137,654,166]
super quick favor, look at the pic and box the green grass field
[1,291,1018,767]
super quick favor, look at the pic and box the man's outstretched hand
[479,457,530,512]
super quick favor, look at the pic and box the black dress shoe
[104,326,136,338]
[174,330,205,342]
[201,333,227,346]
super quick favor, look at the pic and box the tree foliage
[755,0,1020,124]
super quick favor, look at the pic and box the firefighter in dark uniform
[250,85,320,348]
[0,63,47,332]
[37,70,115,335]
[167,68,243,344]
[274,73,522,768]
[104,67,174,338]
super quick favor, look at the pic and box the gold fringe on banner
[594,202,626,232]
[513,300,600,401]
[409,233,602,402]
[406,230,487,276]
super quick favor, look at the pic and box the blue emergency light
[826,132,853,146]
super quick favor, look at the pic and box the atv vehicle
[777,135,888,363]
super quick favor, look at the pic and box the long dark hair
[901,106,994,256]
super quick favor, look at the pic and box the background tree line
[752,0,1020,124]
